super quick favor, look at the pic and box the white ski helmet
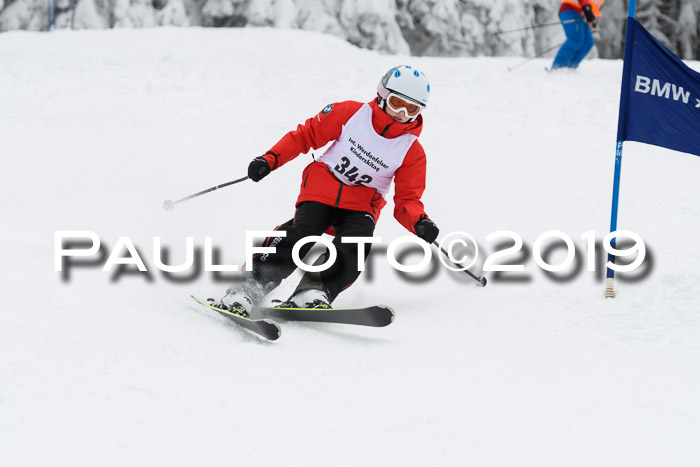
[377,65,430,109]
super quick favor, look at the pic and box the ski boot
[275,288,332,309]
[211,288,254,318]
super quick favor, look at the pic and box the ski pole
[162,176,249,210]
[495,18,581,35]
[433,241,487,287]
[507,41,565,72]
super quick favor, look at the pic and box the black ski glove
[248,157,271,182]
[582,4,597,30]
[414,216,439,244]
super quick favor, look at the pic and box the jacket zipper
[381,123,392,137]
[335,182,343,207]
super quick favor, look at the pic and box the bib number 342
[334,156,373,186]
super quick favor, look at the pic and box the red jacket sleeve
[261,101,363,170]
[393,141,429,233]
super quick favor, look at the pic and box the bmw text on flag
[634,76,700,109]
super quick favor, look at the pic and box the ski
[260,305,394,328]
[191,295,281,341]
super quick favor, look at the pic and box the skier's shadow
[278,320,393,344]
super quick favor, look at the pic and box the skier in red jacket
[217,65,439,315]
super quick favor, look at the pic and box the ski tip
[262,319,282,329]
[263,321,282,340]
[377,305,395,324]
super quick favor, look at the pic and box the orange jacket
[261,99,429,234]
[560,0,604,17]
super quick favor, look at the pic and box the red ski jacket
[260,99,430,234]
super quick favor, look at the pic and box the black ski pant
[247,201,376,302]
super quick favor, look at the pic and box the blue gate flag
[617,17,700,157]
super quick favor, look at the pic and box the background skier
[551,0,604,70]
[217,65,440,315]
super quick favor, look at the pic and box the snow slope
[1,27,699,467]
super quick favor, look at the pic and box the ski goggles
[386,92,424,117]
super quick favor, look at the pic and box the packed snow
[1,26,699,467]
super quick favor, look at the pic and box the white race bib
[318,104,417,197]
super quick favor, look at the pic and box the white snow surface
[1,27,699,467]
